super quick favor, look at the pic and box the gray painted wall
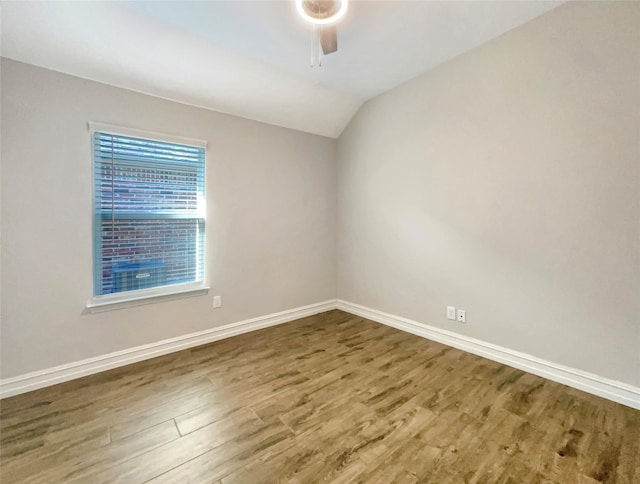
[336,1,640,386]
[1,59,337,378]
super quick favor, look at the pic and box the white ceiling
[1,0,563,138]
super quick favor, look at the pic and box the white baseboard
[3,298,638,410]
[0,300,337,399]
[336,300,640,410]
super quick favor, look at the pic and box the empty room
[1,0,638,482]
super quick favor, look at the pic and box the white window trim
[88,122,208,148]
[85,283,210,313]
[88,122,208,312]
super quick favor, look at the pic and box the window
[91,124,206,307]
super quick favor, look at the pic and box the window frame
[86,122,208,312]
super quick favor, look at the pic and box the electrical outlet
[447,306,456,320]
[457,309,466,323]
[213,296,222,308]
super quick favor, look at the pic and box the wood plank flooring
[1,310,638,483]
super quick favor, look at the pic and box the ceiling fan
[295,0,348,67]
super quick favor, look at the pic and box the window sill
[85,285,209,313]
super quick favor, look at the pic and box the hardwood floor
[1,310,638,483]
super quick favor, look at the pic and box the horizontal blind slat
[94,156,202,168]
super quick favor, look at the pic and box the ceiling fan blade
[320,25,338,55]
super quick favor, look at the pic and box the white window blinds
[93,129,205,297]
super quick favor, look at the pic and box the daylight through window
[92,128,205,298]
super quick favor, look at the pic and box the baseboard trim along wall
[336,300,640,410]
[2,298,638,409]
[0,300,336,399]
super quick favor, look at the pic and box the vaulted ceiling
[1,1,563,138]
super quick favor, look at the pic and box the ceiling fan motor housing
[301,0,340,21]
[297,0,347,25]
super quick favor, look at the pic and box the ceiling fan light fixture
[295,0,349,25]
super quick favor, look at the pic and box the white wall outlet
[213,296,222,308]
[457,309,466,323]
[447,306,456,320]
